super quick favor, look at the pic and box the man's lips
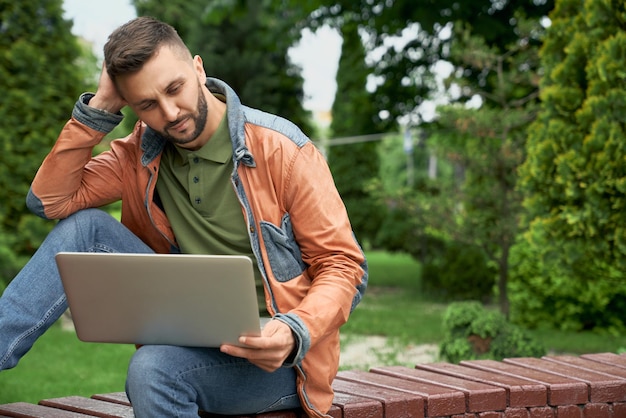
[168,117,190,132]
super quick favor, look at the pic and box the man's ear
[193,55,206,82]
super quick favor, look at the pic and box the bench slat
[461,359,589,406]
[0,402,91,418]
[333,378,424,418]
[336,370,465,417]
[331,392,383,418]
[415,361,548,408]
[543,354,626,379]
[90,393,130,407]
[371,365,507,413]
[581,352,626,368]
[504,357,626,403]
[39,396,133,418]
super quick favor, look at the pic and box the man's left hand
[220,319,295,372]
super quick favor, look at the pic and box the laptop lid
[55,252,263,347]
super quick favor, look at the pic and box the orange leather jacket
[27,78,368,417]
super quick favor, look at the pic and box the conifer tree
[0,0,86,281]
[328,19,384,245]
[514,0,626,331]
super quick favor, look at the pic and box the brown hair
[103,16,191,82]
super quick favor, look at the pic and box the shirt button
[193,176,199,183]
[193,157,200,164]
[195,197,201,204]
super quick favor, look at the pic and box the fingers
[220,320,296,372]
[88,62,127,113]
[220,343,285,372]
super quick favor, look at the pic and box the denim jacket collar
[140,77,256,169]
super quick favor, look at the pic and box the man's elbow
[25,188,51,219]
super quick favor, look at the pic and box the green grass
[344,251,446,344]
[531,327,626,355]
[1,250,625,403]
[355,251,626,353]
[342,287,448,344]
[0,326,133,404]
[366,251,422,289]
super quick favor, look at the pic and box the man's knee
[52,209,122,247]
[59,208,117,230]
[126,346,173,390]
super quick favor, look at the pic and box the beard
[159,83,209,146]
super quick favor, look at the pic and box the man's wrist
[73,93,124,133]
[86,93,124,115]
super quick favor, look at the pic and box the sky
[61,0,341,112]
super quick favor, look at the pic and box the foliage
[509,237,626,333]
[373,189,494,308]
[134,0,313,136]
[327,18,385,245]
[0,228,20,290]
[374,198,444,262]
[425,11,547,317]
[439,301,545,363]
[370,177,449,265]
[290,0,555,316]
[369,130,458,261]
[0,0,90,284]
[370,10,545,315]
[514,0,626,332]
[305,0,554,128]
[422,240,496,303]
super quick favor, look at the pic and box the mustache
[165,115,190,130]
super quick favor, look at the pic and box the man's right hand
[88,62,127,114]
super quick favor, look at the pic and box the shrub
[509,239,626,334]
[422,241,495,302]
[0,229,22,289]
[440,301,545,363]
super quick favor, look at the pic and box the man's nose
[161,100,179,122]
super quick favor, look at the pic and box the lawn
[354,251,626,353]
[0,250,624,404]
[0,325,133,404]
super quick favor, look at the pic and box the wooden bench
[1,352,625,417]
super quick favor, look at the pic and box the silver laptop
[55,252,265,347]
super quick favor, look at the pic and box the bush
[509,239,626,334]
[374,205,446,263]
[0,229,23,289]
[0,216,53,290]
[422,241,495,302]
[439,301,545,363]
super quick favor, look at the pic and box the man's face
[116,45,209,149]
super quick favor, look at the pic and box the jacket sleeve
[27,93,127,220]
[278,141,367,358]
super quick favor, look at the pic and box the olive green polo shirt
[155,114,267,315]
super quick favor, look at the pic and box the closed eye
[140,101,157,111]
[167,82,184,96]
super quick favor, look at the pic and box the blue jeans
[0,209,299,417]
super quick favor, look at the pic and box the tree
[314,1,552,313]
[0,0,88,283]
[425,12,546,315]
[327,18,385,245]
[134,0,313,135]
[513,0,626,332]
[302,3,555,272]
[306,0,554,129]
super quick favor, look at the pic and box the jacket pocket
[260,213,307,282]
